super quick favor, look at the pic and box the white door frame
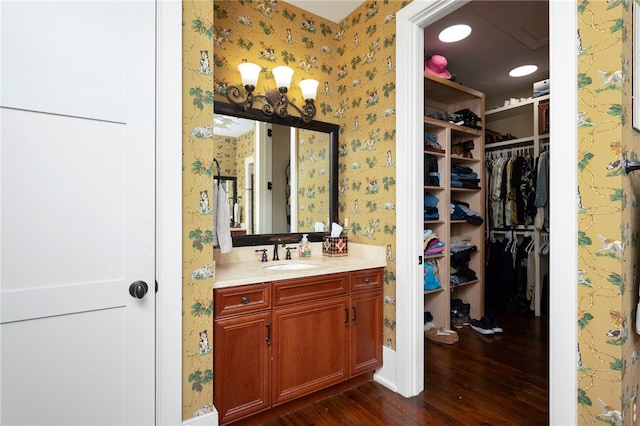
[395,1,577,424]
[156,0,184,424]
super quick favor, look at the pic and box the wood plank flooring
[256,312,549,425]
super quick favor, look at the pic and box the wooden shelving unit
[423,73,486,328]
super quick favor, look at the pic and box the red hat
[425,55,451,78]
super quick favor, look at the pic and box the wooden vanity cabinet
[214,283,271,424]
[214,268,383,425]
[271,273,350,405]
[348,268,384,376]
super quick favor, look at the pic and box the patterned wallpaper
[577,0,640,423]
[181,0,406,419]
[183,1,215,419]
[296,127,331,231]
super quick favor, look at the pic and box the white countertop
[213,242,387,289]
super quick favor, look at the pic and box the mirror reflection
[212,105,338,246]
[213,175,238,228]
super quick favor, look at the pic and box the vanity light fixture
[225,62,319,123]
[509,64,538,77]
[438,24,471,43]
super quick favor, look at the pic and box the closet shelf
[450,155,481,163]
[450,279,479,290]
[486,137,535,149]
[423,116,483,137]
[451,187,482,193]
[424,185,445,191]
[486,94,550,116]
[423,72,485,328]
[424,253,446,259]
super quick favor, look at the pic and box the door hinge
[418,255,423,265]
[267,128,272,137]
[155,280,158,293]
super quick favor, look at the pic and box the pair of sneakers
[470,315,503,335]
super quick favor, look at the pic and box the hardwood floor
[255,312,549,425]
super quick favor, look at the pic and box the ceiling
[423,1,549,104]
[215,1,549,136]
[292,0,549,104]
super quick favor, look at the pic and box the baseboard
[373,345,397,392]
[182,410,219,426]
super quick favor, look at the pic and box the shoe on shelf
[470,317,495,335]
[425,327,459,344]
[462,314,471,326]
[488,315,503,333]
[424,311,433,323]
[451,317,464,329]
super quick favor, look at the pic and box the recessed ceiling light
[509,65,538,77]
[438,24,471,43]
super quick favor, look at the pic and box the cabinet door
[349,291,383,376]
[271,298,349,405]
[214,311,271,424]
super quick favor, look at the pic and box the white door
[0,2,156,425]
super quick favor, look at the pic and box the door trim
[157,0,184,424]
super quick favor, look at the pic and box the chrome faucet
[273,239,285,261]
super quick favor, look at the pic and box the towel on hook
[216,182,233,253]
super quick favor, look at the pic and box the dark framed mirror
[214,102,339,247]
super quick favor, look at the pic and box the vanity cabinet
[214,283,271,424]
[348,269,383,376]
[213,268,383,425]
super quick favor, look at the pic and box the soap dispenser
[299,234,311,257]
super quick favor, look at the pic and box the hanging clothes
[484,238,514,310]
[486,153,537,228]
[534,150,550,230]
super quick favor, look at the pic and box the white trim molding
[182,412,218,426]
[373,346,398,392]
[156,0,184,425]
[395,0,468,398]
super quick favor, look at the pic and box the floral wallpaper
[183,1,215,419]
[181,0,406,419]
[577,0,640,423]
[296,127,331,231]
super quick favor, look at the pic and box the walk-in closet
[420,0,550,369]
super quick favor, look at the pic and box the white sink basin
[264,263,319,271]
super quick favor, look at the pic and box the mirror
[213,102,339,246]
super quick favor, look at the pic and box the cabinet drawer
[272,273,348,307]
[349,268,383,293]
[215,283,271,318]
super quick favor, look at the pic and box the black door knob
[129,281,149,299]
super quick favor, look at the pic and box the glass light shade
[509,64,538,77]
[272,66,294,90]
[438,24,471,43]
[238,62,261,87]
[299,79,319,100]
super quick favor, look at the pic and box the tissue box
[322,236,348,257]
